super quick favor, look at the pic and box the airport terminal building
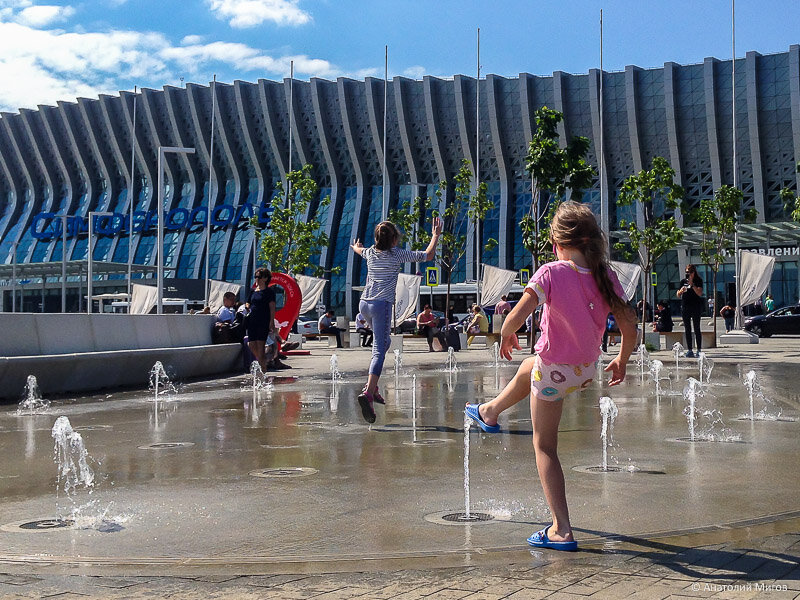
[1,45,800,314]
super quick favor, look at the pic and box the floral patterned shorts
[530,355,596,402]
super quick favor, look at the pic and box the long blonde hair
[550,201,628,314]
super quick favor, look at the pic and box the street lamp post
[157,146,195,315]
[11,242,17,313]
[87,211,115,315]
[56,214,68,313]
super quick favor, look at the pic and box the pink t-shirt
[526,260,626,365]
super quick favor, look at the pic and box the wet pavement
[0,336,798,598]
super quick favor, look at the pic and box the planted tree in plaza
[780,162,800,221]
[695,185,757,339]
[615,156,685,331]
[251,164,333,276]
[521,107,595,270]
[390,160,494,314]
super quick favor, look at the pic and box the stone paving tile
[779,568,800,590]
[504,589,551,600]
[558,571,619,595]
[0,575,44,586]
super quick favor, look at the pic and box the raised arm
[423,217,443,261]
[350,239,365,256]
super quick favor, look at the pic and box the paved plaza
[0,334,798,599]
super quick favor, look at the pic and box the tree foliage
[694,184,756,337]
[520,106,595,269]
[780,161,800,222]
[615,156,685,329]
[251,164,334,276]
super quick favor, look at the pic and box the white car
[297,319,319,335]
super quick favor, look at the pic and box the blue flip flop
[464,404,500,433]
[527,524,578,551]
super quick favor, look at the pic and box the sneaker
[357,390,376,423]
[685,350,695,358]
[373,389,385,405]
[282,341,300,352]
[273,360,292,370]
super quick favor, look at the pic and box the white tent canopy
[479,264,517,306]
[130,283,158,315]
[610,261,643,302]
[393,272,421,323]
[208,279,242,313]
[295,274,328,314]
[739,250,776,307]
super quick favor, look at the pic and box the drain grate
[138,442,195,450]
[402,439,453,446]
[441,512,494,522]
[250,467,318,479]
[573,465,666,475]
[1,519,74,533]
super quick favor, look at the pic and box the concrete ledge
[0,344,241,400]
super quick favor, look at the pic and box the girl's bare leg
[531,395,573,543]
[472,356,536,426]
[249,340,267,371]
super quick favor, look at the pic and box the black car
[743,305,800,337]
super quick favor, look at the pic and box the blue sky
[0,0,798,112]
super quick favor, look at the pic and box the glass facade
[1,47,799,315]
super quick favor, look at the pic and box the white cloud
[14,4,75,26]
[207,0,311,28]
[403,65,426,79]
[181,34,205,45]
[0,18,339,112]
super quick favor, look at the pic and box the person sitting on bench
[416,304,446,352]
[318,309,344,348]
[355,311,373,347]
[466,304,489,346]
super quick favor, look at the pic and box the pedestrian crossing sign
[426,267,439,287]
[519,268,530,286]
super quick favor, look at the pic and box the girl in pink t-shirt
[465,201,637,551]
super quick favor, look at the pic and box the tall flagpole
[205,75,217,308]
[382,46,389,221]
[732,0,742,330]
[127,86,137,302]
[599,10,606,242]
[475,27,481,293]
[288,60,294,209]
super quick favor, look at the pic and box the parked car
[743,305,800,337]
[297,318,319,335]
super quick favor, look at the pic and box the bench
[0,313,241,400]
[659,330,717,349]
[467,332,501,348]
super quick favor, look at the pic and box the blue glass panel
[512,181,533,271]
[329,187,357,311]
[177,229,203,278]
[164,231,180,270]
[207,229,226,276]
[133,234,155,265]
[481,182,501,267]
[306,187,331,274]
[224,227,250,281]
[112,236,130,263]
[93,236,112,261]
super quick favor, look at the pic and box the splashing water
[599,397,618,471]
[394,348,402,372]
[683,378,701,441]
[596,355,604,383]
[672,342,684,373]
[489,342,500,367]
[52,416,94,500]
[444,346,459,373]
[17,375,50,415]
[649,360,664,398]
[412,374,417,442]
[329,354,343,385]
[742,370,784,421]
[149,361,177,401]
[250,362,272,401]
[463,413,471,519]
[697,352,714,385]
[638,344,650,385]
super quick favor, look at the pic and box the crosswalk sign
[519,268,530,286]
[426,267,439,287]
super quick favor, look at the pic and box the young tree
[251,164,333,276]
[780,161,800,221]
[695,184,757,339]
[521,107,595,269]
[390,160,495,314]
[615,156,685,331]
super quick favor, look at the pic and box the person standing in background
[677,264,704,358]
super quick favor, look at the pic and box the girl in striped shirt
[350,218,442,423]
